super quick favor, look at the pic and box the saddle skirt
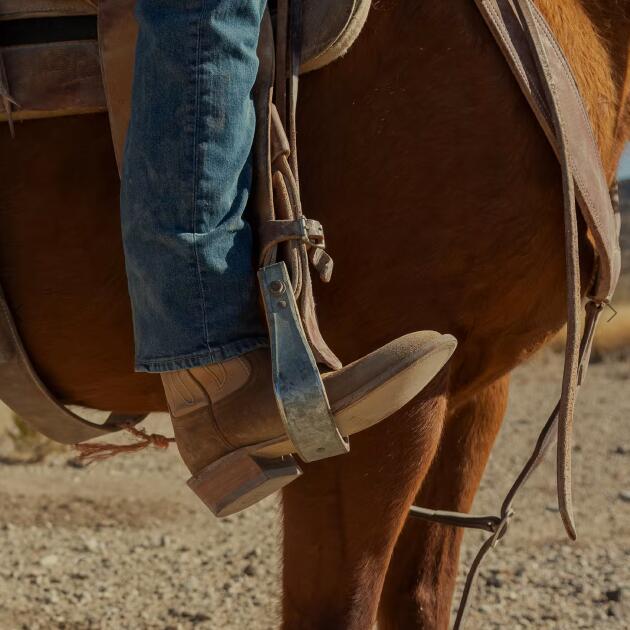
[0,0,371,142]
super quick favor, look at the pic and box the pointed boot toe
[325,331,457,436]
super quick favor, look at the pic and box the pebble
[486,574,503,588]
[243,564,256,577]
[618,491,630,503]
[40,555,59,568]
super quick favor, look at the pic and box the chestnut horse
[1,0,628,627]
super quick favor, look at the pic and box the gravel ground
[0,351,628,629]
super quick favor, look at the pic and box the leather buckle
[299,217,326,249]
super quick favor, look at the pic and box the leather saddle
[0,0,370,137]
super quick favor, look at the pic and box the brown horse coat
[1,0,629,627]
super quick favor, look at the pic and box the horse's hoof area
[188,447,302,517]
[326,331,457,436]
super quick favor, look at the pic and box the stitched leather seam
[187,370,236,450]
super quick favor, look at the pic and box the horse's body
[1,1,628,627]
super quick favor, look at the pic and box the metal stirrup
[259,263,348,462]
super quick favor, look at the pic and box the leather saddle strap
[409,1,616,626]
[0,284,145,444]
[474,0,621,301]
[513,0,582,542]
[267,0,342,369]
[0,1,146,444]
[477,0,621,540]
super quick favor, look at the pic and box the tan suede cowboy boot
[162,331,456,517]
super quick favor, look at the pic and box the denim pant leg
[120,0,269,373]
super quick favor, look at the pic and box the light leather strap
[513,0,582,542]
[476,0,620,539]
[474,0,621,301]
[408,1,619,627]
[0,284,145,444]
[0,0,145,443]
[269,0,342,370]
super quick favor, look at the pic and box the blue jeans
[121,0,269,373]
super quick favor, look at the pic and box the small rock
[243,564,256,577]
[40,555,59,568]
[613,446,629,455]
[605,588,622,602]
[244,548,260,560]
[486,574,502,588]
[66,458,87,469]
[619,491,630,503]
[545,504,560,513]
[83,538,99,553]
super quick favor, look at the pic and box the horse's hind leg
[378,376,509,630]
[281,372,450,630]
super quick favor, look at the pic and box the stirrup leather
[255,0,346,461]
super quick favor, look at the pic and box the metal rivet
[270,280,285,295]
[277,300,288,309]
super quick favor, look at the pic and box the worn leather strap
[409,2,618,627]
[0,0,96,20]
[513,0,582,542]
[0,0,145,444]
[0,284,145,444]
[476,0,621,540]
[474,0,621,302]
[411,304,603,629]
[264,0,342,370]
[260,217,325,255]
[0,41,106,123]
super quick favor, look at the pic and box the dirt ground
[0,350,628,629]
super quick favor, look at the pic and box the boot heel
[187,447,303,517]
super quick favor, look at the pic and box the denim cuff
[135,336,270,373]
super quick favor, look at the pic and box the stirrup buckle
[298,216,326,249]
